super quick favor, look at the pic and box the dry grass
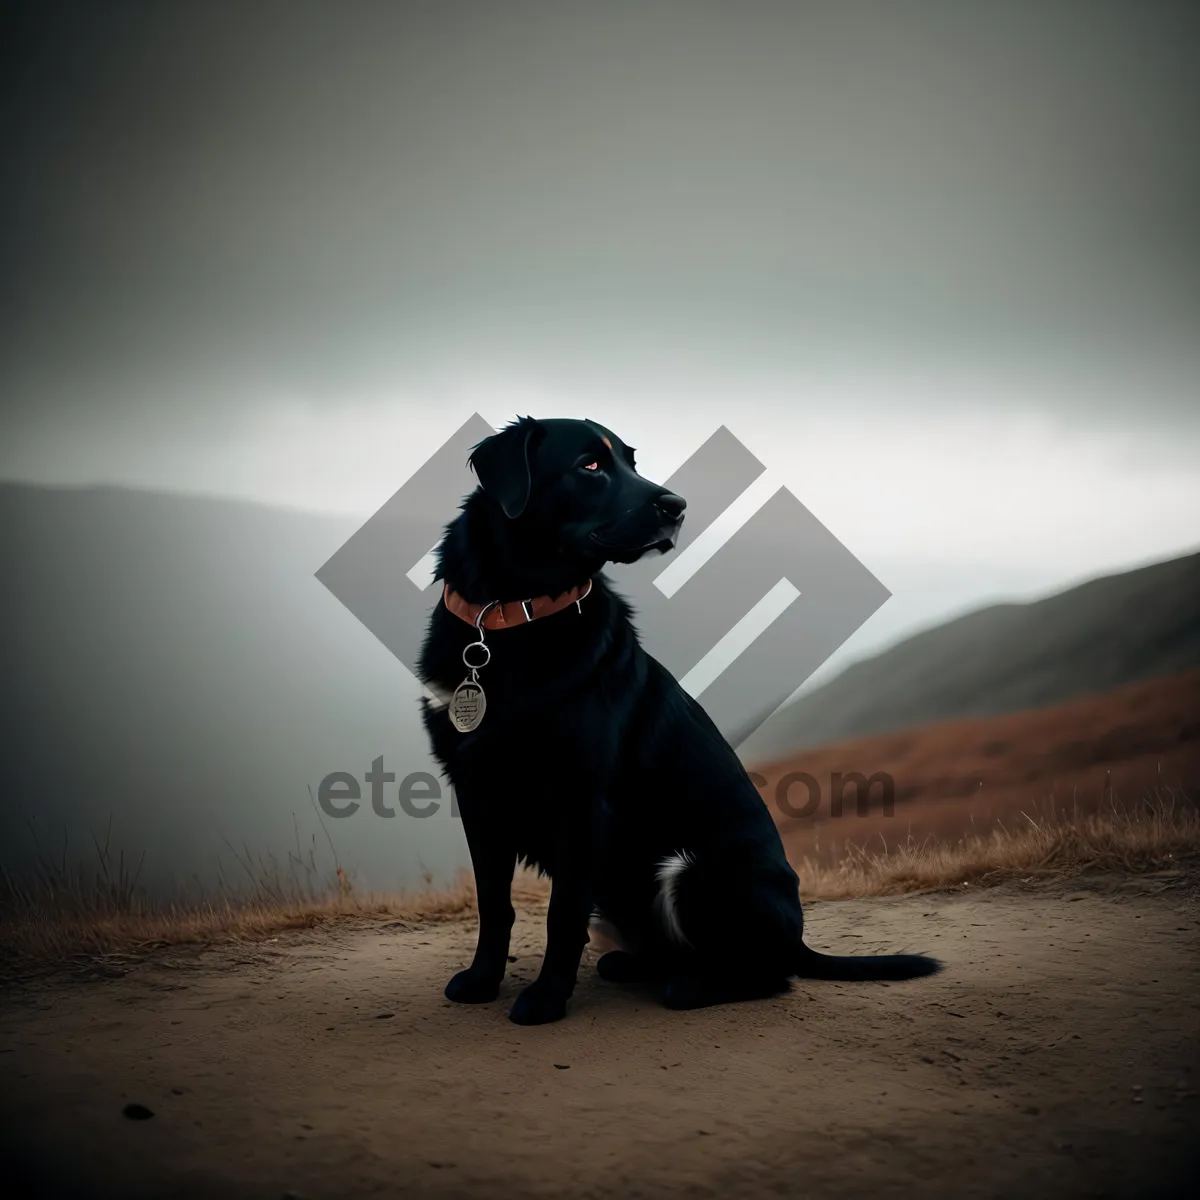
[762,669,1200,865]
[0,808,551,970]
[794,788,1199,900]
[2,792,1196,971]
[0,868,553,970]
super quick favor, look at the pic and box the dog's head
[468,417,686,566]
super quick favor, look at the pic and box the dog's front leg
[445,799,516,1005]
[509,807,598,1026]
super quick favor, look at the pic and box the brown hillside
[749,668,1200,864]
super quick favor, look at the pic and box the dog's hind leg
[660,970,792,1011]
[596,950,649,983]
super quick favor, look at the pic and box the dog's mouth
[589,515,683,562]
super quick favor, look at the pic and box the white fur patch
[423,683,454,711]
[655,850,695,946]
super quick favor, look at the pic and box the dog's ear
[468,418,543,518]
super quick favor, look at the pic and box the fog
[3,1,1197,891]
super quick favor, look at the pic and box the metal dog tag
[448,678,487,733]
[448,603,495,733]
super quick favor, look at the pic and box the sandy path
[2,881,1198,1199]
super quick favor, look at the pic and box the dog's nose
[654,493,687,520]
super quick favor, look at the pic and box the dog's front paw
[444,967,502,1004]
[508,980,569,1025]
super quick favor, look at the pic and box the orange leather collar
[442,580,592,630]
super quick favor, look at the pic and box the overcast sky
[3,1,1198,598]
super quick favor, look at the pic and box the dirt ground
[2,880,1198,1199]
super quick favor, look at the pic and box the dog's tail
[657,851,941,982]
[794,942,941,981]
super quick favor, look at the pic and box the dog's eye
[581,461,599,472]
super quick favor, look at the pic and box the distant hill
[756,668,1200,867]
[744,550,1200,757]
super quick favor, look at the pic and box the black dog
[419,417,939,1025]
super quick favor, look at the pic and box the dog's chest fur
[417,580,642,875]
